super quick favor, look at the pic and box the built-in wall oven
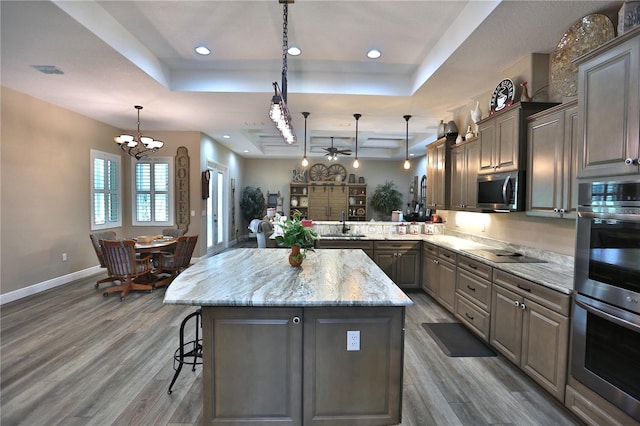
[572,180,640,422]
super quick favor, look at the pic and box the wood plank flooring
[1,250,581,426]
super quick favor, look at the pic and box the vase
[289,245,303,267]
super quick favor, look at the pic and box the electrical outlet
[62,253,67,262]
[347,330,360,351]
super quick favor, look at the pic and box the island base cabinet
[202,306,405,426]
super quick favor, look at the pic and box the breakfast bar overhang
[164,248,413,426]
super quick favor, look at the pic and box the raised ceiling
[0,1,620,160]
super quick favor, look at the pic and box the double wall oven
[572,181,640,422]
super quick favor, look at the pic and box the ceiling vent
[32,65,64,75]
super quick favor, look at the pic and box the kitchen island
[164,248,413,426]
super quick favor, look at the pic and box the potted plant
[240,186,266,224]
[275,211,319,267]
[370,180,403,220]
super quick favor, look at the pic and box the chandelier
[114,105,163,160]
[268,0,295,144]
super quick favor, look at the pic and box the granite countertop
[164,248,413,307]
[319,233,575,295]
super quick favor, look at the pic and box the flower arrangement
[275,211,319,265]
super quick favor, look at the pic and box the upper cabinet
[527,100,579,219]
[426,136,453,210]
[477,102,559,175]
[450,137,479,211]
[576,28,640,179]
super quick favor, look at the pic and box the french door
[207,164,226,254]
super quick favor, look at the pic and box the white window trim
[131,156,175,227]
[90,149,122,230]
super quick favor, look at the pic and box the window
[91,149,122,230]
[132,157,174,226]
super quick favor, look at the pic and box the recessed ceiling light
[367,49,381,59]
[287,46,301,56]
[409,153,415,157]
[243,149,249,153]
[223,134,230,139]
[194,45,211,56]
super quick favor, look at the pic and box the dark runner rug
[422,322,496,357]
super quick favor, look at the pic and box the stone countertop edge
[320,233,575,295]
[164,248,414,307]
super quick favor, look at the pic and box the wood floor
[1,251,581,426]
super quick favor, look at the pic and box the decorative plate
[489,79,515,114]
[309,163,328,181]
[327,164,347,182]
[550,14,615,97]
[357,207,365,216]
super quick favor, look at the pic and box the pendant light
[352,113,361,169]
[301,112,310,167]
[403,115,411,170]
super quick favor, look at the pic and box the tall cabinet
[426,136,453,210]
[450,137,479,211]
[575,27,640,178]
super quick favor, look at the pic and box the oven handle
[578,210,640,222]
[575,295,640,333]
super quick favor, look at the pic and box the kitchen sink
[461,248,547,263]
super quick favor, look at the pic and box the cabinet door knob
[553,208,559,213]
[433,259,439,264]
[625,157,638,166]
[520,303,526,310]
[292,316,301,324]
[559,208,566,214]
[514,300,520,307]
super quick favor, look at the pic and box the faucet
[341,211,350,234]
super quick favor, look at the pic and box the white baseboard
[0,265,104,305]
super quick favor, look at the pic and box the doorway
[206,163,227,255]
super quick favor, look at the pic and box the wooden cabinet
[477,102,559,175]
[203,305,405,426]
[289,183,309,218]
[426,136,453,210]
[307,183,348,221]
[374,241,421,290]
[450,137,479,211]
[455,255,492,341]
[527,100,579,219]
[421,242,456,312]
[576,28,640,178]
[490,270,570,402]
[347,184,367,221]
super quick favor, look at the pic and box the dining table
[134,238,177,255]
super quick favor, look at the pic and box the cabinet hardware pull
[625,157,638,166]
[398,253,402,257]
[292,316,301,324]
[520,303,526,310]
[517,284,531,292]
[467,264,477,270]
[467,285,476,292]
[514,301,520,307]
[553,208,559,213]
[433,259,439,264]
[465,313,474,320]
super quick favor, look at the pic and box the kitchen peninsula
[164,248,413,426]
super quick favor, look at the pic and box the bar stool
[168,308,202,395]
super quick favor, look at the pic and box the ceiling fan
[323,137,352,160]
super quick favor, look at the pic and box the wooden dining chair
[154,235,198,288]
[100,239,155,301]
[90,231,117,288]
[162,228,186,238]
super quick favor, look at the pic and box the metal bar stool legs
[168,308,203,395]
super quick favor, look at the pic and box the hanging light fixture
[301,112,309,167]
[268,0,296,144]
[352,113,361,169]
[114,105,164,160]
[326,137,339,161]
[403,115,412,170]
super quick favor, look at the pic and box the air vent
[32,65,64,75]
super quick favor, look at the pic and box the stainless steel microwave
[476,171,524,212]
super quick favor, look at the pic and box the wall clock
[490,78,515,114]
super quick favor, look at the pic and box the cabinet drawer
[455,294,490,342]
[316,240,374,250]
[423,241,438,255]
[457,268,491,310]
[374,240,421,251]
[457,255,492,281]
[438,247,457,263]
[493,270,570,315]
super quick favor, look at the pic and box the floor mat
[422,322,496,357]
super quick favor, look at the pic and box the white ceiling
[0,0,620,160]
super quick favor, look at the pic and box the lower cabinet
[374,241,421,289]
[421,242,456,311]
[455,255,492,341]
[202,306,405,426]
[490,270,570,402]
[315,239,374,259]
